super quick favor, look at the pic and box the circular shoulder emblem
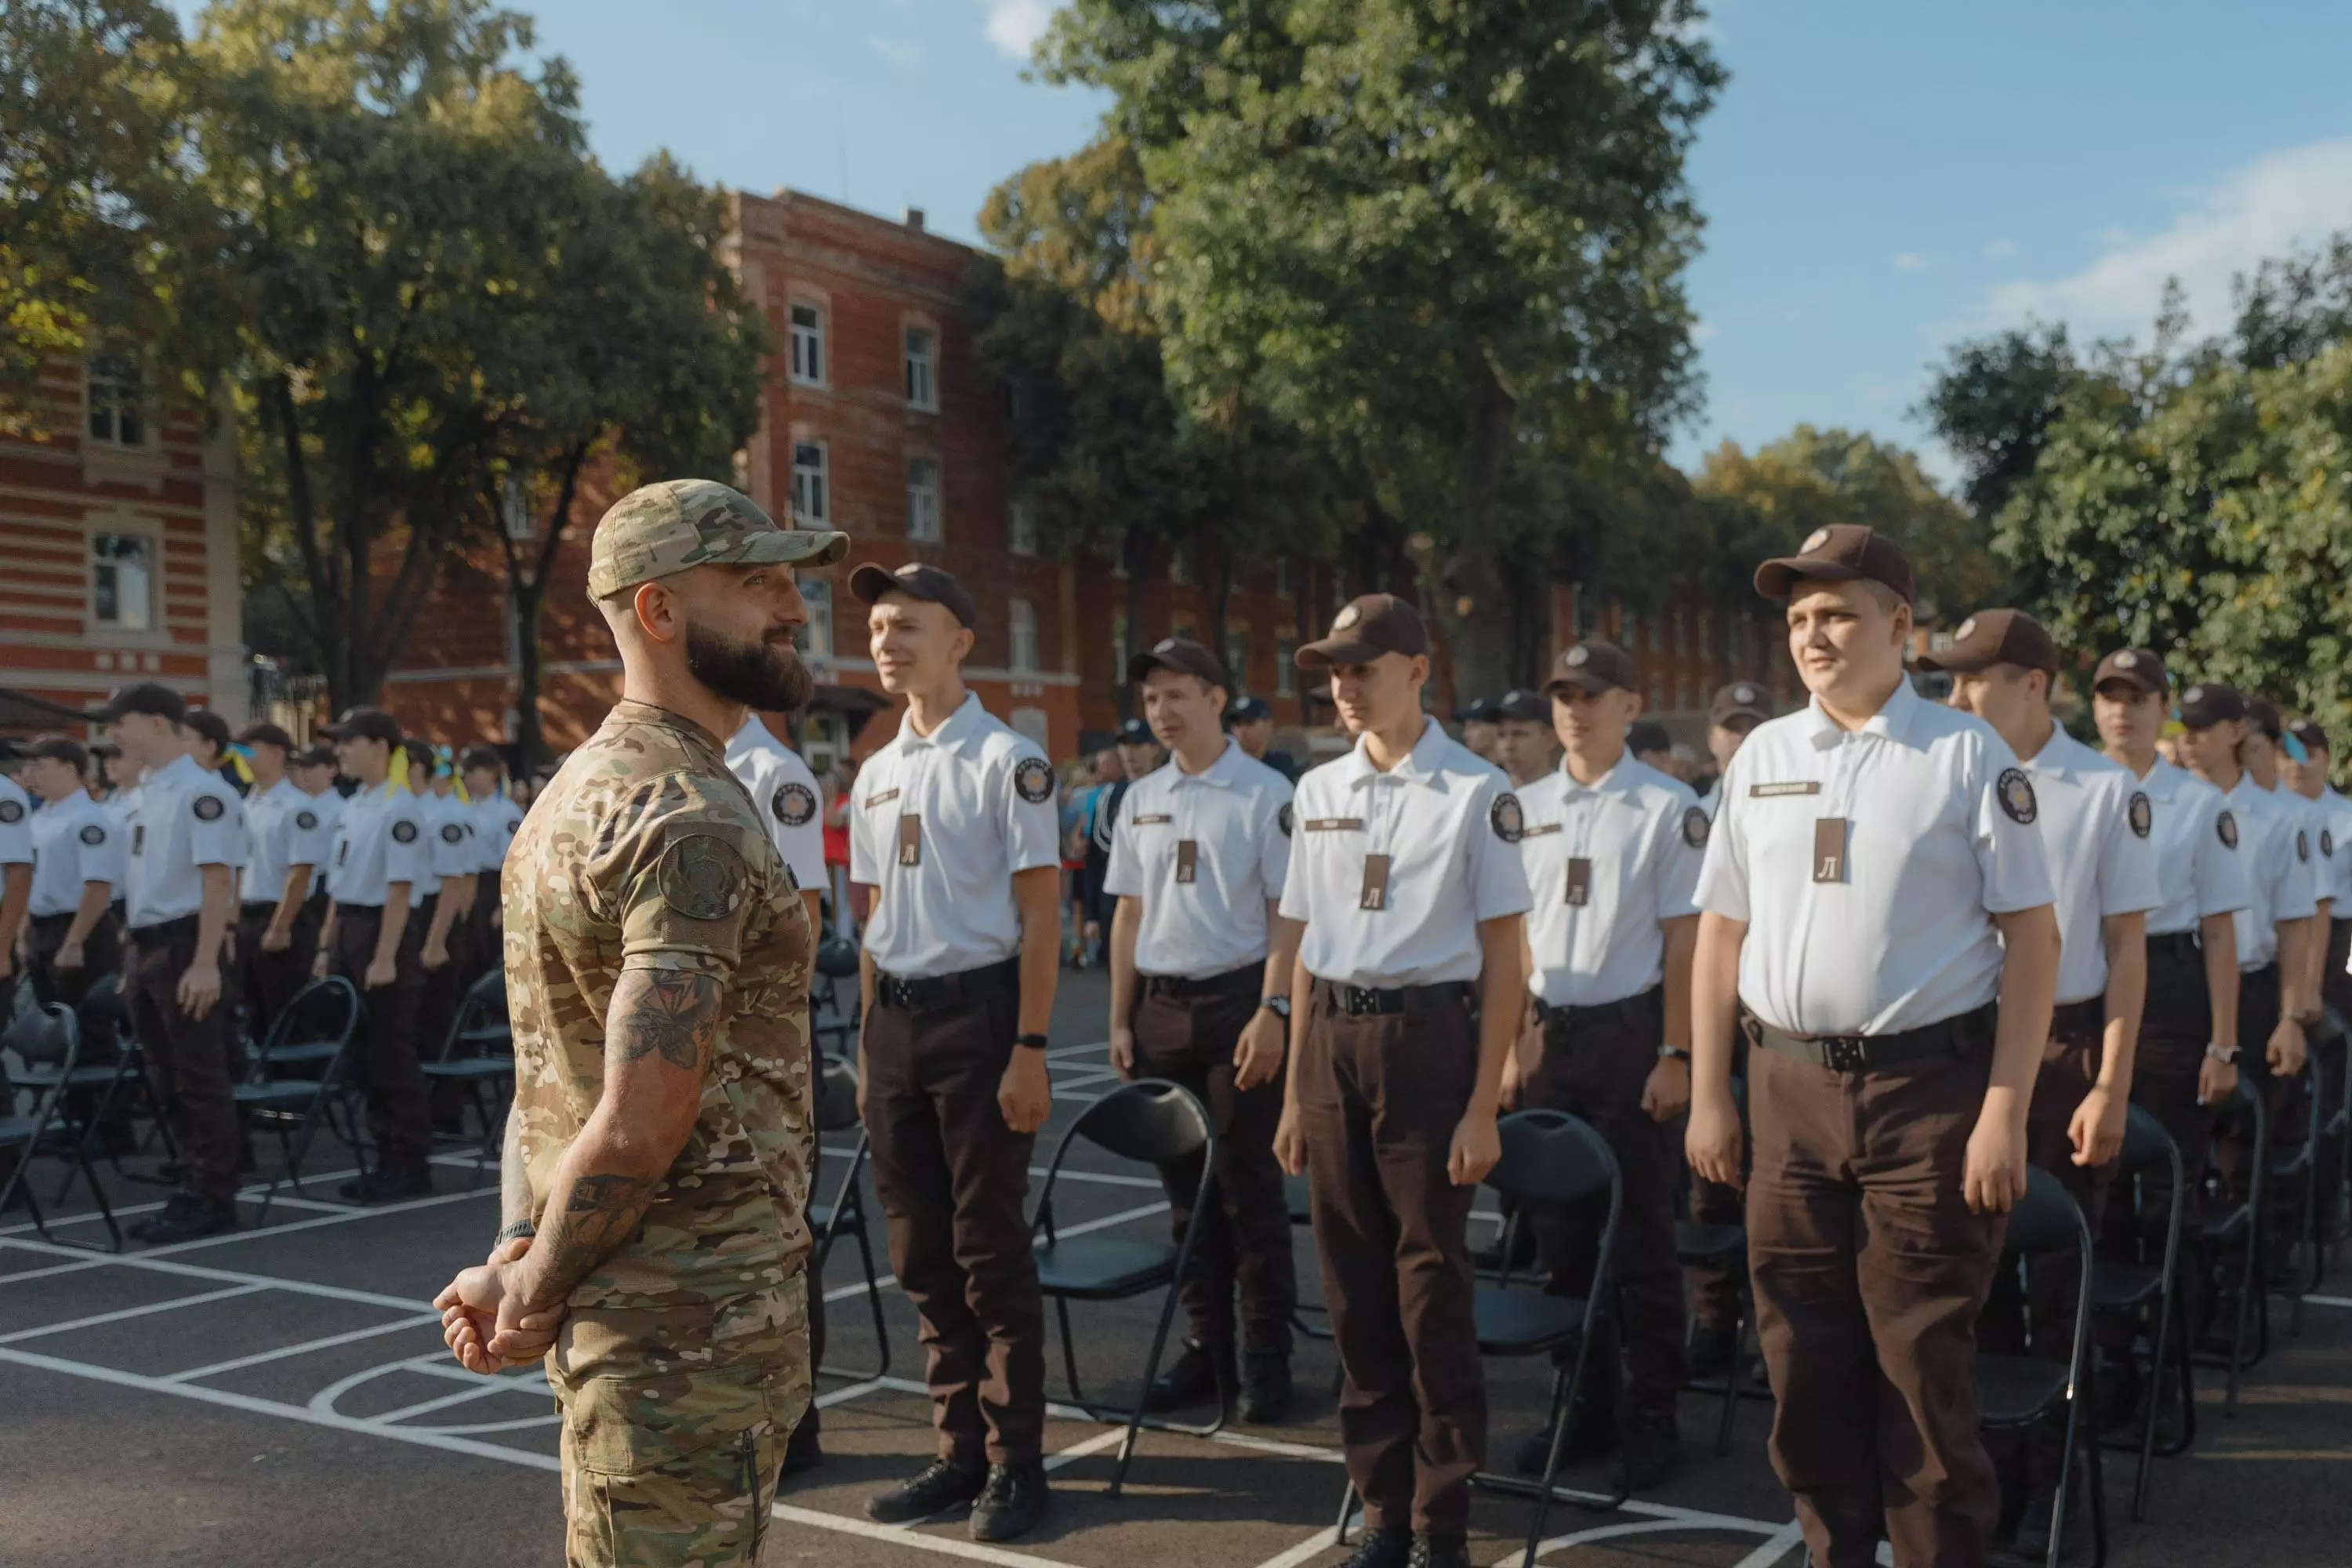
[2127,791,2151,840]
[1278,801,1294,838]
[0,800,21,824]
[1802,527,1831,552]
[1490,792,1525,844]
[296,810,318,830]
[193,795,224,822]
[1565,644,1590,666]
[773,781,817,827]
[1014,756,1054,804]
[2324,829,2336,858]
[1681,805,1711,849]
[79,823,106,847]
[2217,809,2238,850]
[1997,768,2038,826]
[440,822,465,844]
[391,819,419,844]
[2296,829,2310,863]
[658,833,749,922]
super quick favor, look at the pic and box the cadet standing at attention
[2245,699,2334,1037]
[1686,527,2060,1568]
[235,720,331,1042]
[314,707,437,1202]
[103,684,250,1243]
[849,561,1063,1544]
[1489,688,1559,790]
[409,737,482,1067]
[1272,594,1530,1568]
[21,736,127,1063]
[434,477,839,1568]
[1105,637,1301,1422]
[457,746,521,985]
[1505,639,1703,1491]
[2281,717,2352,1234]
[0,748,30,989]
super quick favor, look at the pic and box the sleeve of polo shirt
[428,809,475,879]
[382,799,434,888]
[1002,742,1062,875]
[1693,750,1751,922]
[1966,734,2056,913]
[1655,790,1704,923]
[2195,794,2252,918]
[74,815,125,889]
[185,786,242,868]
[0,793,29,865]
[2278,815,2321,922]
[1100,789,1143,899]
[1465,773,1534,921]
[289,802,331,870]
[596,779,758,976]
[849,771,879,887]
[1276,779,1316,924]
[771,763,828,895]
[2097,779,2163,917]
[1257,782,1295,901]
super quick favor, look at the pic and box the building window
[1009,597,1040,673]
[1009,499,1040,557]
[1697,607,1712,660]
[1224,630,1249,694]
[906,456,942,542]
[1275,558,1295,600]
[797,579,833,662]
[86,357,145,447]
[92,532,154,631]
[1111,612,1128,676]
[904,326,938,411]
[1169,543,1192,586]
[1675,673,1691,711]
[1673,611,1687,657]
[1648,676,1665,711]
[789,302,826,386]
[1276,638,1298,699]
[790,441,829,524]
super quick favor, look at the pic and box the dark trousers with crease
[1298,978,1484,1536]
[2104,936,2220,1288]
[27,910,123,1062]
[2220,963,2307,1261]
[862,980,1045,1465]
[1131,964,1297,1356]
[238,895,322,1049]
[2318,920,2352,1244]
[328,905,431,1171]
[123,916,241,1207]
[1523,986,1686,1416]
[1686,1026,1750,1335]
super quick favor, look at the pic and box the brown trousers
[2220,963,2308,1260]
[1298,980,1484,1536]
[1131,966,1297,1356]
[1686,1028,1750,1334]
[238,895,322,1048]
[862,979,1045,1465]
[328,904,432,1171]
[123,916,241,1207]
[2104,935,2218,1273]
[1523,988,1686,1414]
[27,910,123,1062]
[1748,1039,2006,1568]
[416,895,477,1062]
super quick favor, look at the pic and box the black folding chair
[419,971,515,1185]
[234,977,359,1222]
[2270,1065,2321,1336]
[0,1003,122,1250]
[2194,1080,2267,1411]
[2092,1104,2186,1521]
[8,972,142,1208]
[811,935,861,1058]
[810,1055,889,1381]
[1031,1078,1217,1498]
[1977,1164,2106,1568]
[2324,1007,2352,1275]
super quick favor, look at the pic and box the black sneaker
[338,1165,432,1204]
[1144,1338,1228,1413]
[1337,1529,1413,1568]
[866,1457,987,1524]
[128,1193,238,1245]
[1686,1323,1737,1382]
[1409,1536,1472,1568]
[967,1461,1048,1543]
[1240,1348,1294,1423]
[1612,1406,1679,1491]
[778,1409,823,1482]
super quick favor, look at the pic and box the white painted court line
[1041,1425,1133,1472]
[0,1236,440,1312]
[1250,1515,1356,1568]
[2306,1294,2352,1309]
[823,1200,1171,1305]
[373,1373,539,1425]
[162,1312,446,1383]
[1726,1523,1808,1568]
[768,1504,1071,1568]
[0,1283,267,1344]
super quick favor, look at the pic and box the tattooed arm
[493,1110,534,1250]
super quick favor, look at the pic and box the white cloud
[1975,139,2352,336]
[1690,319,1718,343]
[982,0,1055,62]
[1982,238,2017,260]
[1893,252,1929,272]
[869,35,920,67]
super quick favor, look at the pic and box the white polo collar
[1167,737,1245,789]
[902,692,983,753]
[1803,673,1925,752]
[1341,715,1452,791]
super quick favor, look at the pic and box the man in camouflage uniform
[435,480,848,1566]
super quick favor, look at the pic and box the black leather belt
[128,913,201,946]
[27,909,80,933]
[1534,986,1661,1034]
[875,957,1019,1012]
[1143,964,1261,1000]
[1749,1001,1996,1073]
[2147,929,2201,962]
[241,900,280,917]
[2052,996,2105,1040]
[1313,978,1475,1018]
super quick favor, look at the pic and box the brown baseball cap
[1754,524,1916,604]
[2176,683,2247,729]
[1295,594,1429,668]
[2285,717,2331,755]
[850,560,978,630]
[1543,641,1639,698]
[1708,681,1773,727]
[321,706,403,746]
[21,733,88,768]
[91,681,187,725]
[1494,688,1552,724]
[2244,696,2284,739]
[2091,647,2168,696]
[1127,636,1229,688]
[1911,608,2058,677]
[236,720,296,753]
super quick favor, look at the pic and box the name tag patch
[1566,857,1592,906]
[1130,813,1173,826]
[1175,839,1199,884]
[1813,818,1848,884]
[1360,853,1392,911]
[898,814,922,867]
[1750,781,1821,798]
[865,788,900,810]
[1304,818,1363,833]
[1519,822,1562,838]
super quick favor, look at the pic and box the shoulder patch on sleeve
[2217,809,2238,850]
[1681,804,1711,848]
[192,795,224,822]
[1490,792,1525,844]
[2128,791,2151,840]
[390,818,419,844]
[296,810,318,831]
[79,823,106,847]
[0,799,21,824]
[658,833,750,921]
[1997,768,2038,826]
[440,822,464,844]
[2324,828,2336,858]
[1278,801,1294,838]
[2297,829,2310,863]
[772,781,817,827]
[1014,756,1054,805]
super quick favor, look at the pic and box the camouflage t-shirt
[505,699,814,1382]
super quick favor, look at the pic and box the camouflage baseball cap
[586,480,849,601]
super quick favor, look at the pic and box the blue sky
[180,0,2352,482]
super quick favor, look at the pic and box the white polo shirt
[470,791,524,875]
[303,786,345,897]
[1518,753,1704,1009]
[2282,786,2338,912]
[329,780,433,910]
[1278,716,1531,989]
[2313,786,2352,907]
[27,791,125,917]
[0,776,29,869]
[851,692,1062,977]
[423,789,478,889]
[124,754,245,928]
[241,778,334,908]
[2128,760,2249,936]
[1696,677,2055,1036]
[725,713,827,896]
[1102,738,1294,980]
[2225,775,2321,970]
[2015,726,2163,1006]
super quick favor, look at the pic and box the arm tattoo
[608,970,724,1071]
[521,1171,659,1309]
[495,1219,535,1246]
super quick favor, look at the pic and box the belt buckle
[1820,1035,1867,1072]
[1342,987,1377,1017]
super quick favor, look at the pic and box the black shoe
[1686,1323,1737,1382]
[778,1411,823,1481]
[1409,1536,1472,1568]
[866,1458,987,1524]
[1240,1349,1294,1423]
[968,1461,1048,1543]
[1337,1529,1413,1568]
[128,1193,238,1245]
[1611,1406,1679,1491]
[1144,1338,1228,1413]
[339,1165,431,1204]
[1512,1399,1617,1475]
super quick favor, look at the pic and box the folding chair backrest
[816,1056,861,1134]
[816,935,862,979]
[2117,1104,2179,1178]
[79,971,126,1035]
[1072,1080,1211,1165]
[2002,1164,2087,1258]
[263,976,360,1066]
[444,970,509,1059]
[1,1002,74,1069]
[1486,1109,1619,1207]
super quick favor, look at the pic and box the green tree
[1042,0,1722,702]
[1918,323,2078,528]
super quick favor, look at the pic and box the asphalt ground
[4,967,2351,1567]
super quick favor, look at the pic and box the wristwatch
[1261,994,1291,1020]
[2205,1041,2239,1064]
[1658,1044,1691,1062]
[1014,1033,1050,1051]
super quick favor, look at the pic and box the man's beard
[684,621,815,714]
